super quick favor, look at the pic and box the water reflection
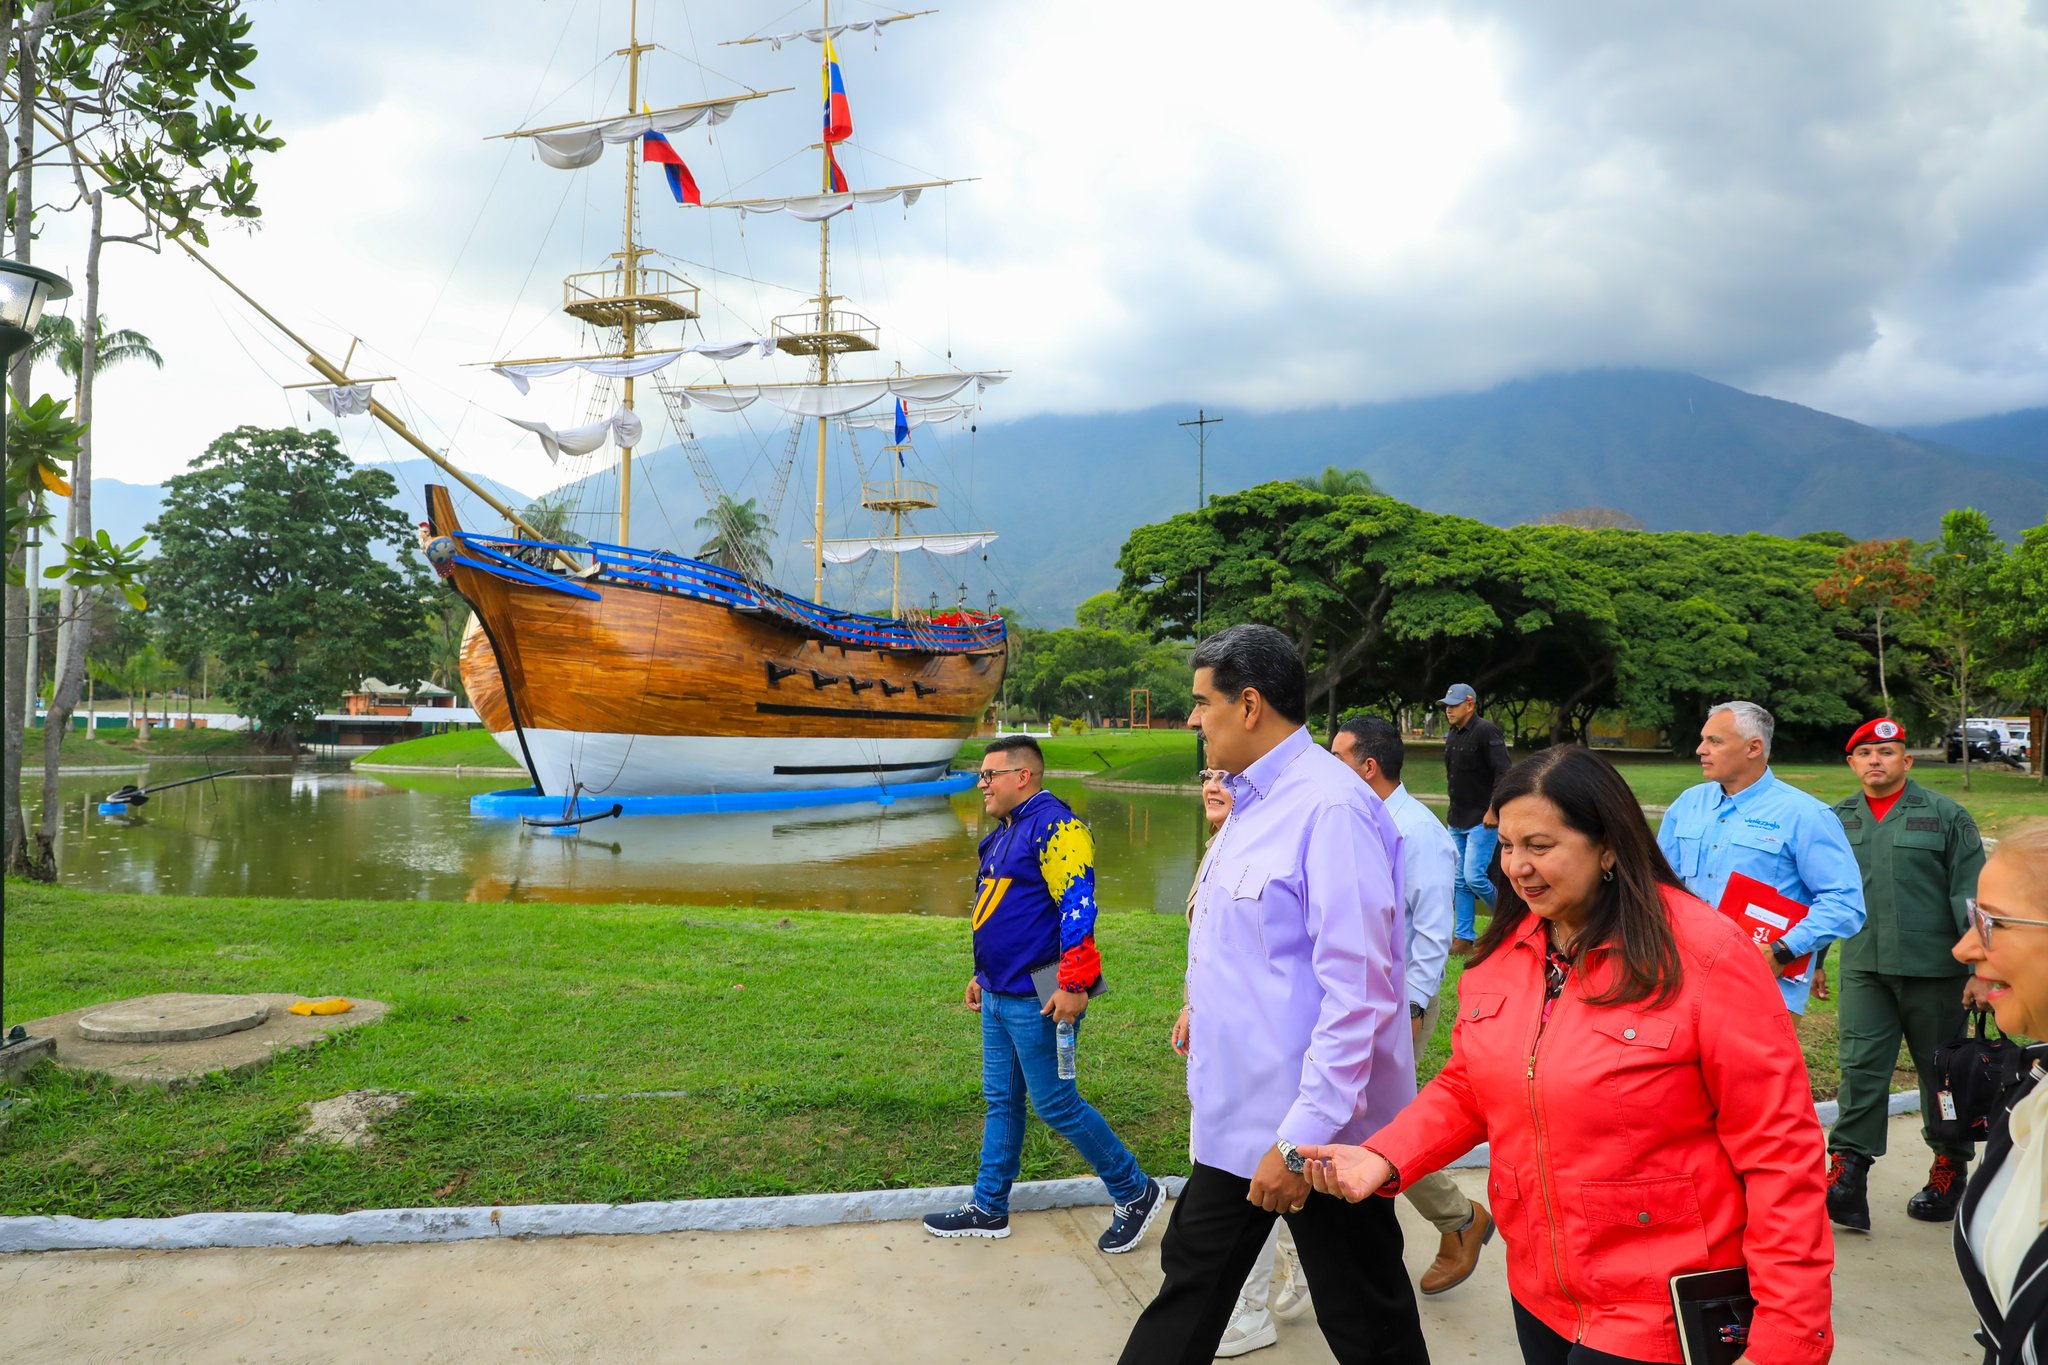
[35,763,1210,916]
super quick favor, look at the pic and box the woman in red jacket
[1299,745,1833,1365]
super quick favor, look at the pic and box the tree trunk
[3,2,57,880]
[34,189,103,872]
[1874,604,1889,714]
[1960,643,1972,793]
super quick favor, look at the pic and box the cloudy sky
[29,0,2048,493]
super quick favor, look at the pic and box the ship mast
[617,0,651,546]
[811,0,835,603]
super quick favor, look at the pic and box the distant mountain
[45,459,532,558]
[1897,408,2048,465]
[49,374,2047,627]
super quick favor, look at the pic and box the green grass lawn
[357,728,520,768]
[958,728,1195,774]
[22,725,273,764]
[1,882,1865,1218]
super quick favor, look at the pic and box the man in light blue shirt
[1334,716,1495,1296]
[1656,700,1866,1014]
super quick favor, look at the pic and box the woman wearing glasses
[1951,820,2048,1362]
[1296,745,1833,1365]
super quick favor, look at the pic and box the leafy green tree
[424,596,472,704]
[1813,537,1932,714]
[28,313,162,385]
[1911,508,2007,790]
[694,495,773,576]
[1980,519,2048,780]
[1117,482,1611,729]
[1522,526,1866,746]
[145,427,433,751]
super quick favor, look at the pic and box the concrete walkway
[0,1117,1977,1363]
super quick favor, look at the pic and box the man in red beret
[1823,717,1988,1232]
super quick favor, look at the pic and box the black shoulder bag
[1928,1010,2029,1146]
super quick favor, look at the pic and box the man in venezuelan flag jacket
[922,735,1163,1253]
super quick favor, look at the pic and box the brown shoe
[1419,1201,1494,1295]
[1450,938,1475,957]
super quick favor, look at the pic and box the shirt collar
[1229,725,1313,801]
[1717,767,1779,810]
[1002,788,1055,827]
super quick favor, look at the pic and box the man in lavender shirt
[1119,625,1430,1365]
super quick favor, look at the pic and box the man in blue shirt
[1656,700,1866,1014]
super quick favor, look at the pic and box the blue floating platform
[471,771,976,821]
[96,801,129,815]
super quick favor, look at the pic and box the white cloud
[23,0,2048,497]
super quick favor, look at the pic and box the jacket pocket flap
[1230,862,1272,900]
[1581,1175,1700,1227]
[1589,1014,1676,1049]
[1490,1161,1519,1202]
[1460,992,1506,1023]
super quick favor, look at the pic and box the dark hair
[1190,624,1307,725]
[1335,715,1404,781]
[984,734,1044,770]
[1471,746,1685,1008]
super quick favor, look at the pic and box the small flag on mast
[894,398,910,446]
[642,129,701,205]
[822,35,853,144]
[827,144,849,194]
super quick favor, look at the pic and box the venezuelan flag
[827,144,849,194]
[642,129,701,205]
[822,35,852,144]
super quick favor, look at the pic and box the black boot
[1906,1154,1970,1223]
[1826,1151,1871,1232]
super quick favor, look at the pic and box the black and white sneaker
[1098,1177,1165,1254]
[922,1202,1010,1239]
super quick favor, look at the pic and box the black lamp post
[2,257,72,1065]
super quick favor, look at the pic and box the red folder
[1715,873,1813,982]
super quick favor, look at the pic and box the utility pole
[1179,409,1222,632]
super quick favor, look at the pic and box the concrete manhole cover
[77,993,272,1044]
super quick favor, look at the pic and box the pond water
[32,761,1209,916]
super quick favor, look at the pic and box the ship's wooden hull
[449,555,1005,796]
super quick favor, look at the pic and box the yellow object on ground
[289,998,355,1016]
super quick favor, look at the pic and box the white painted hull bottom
[492,728,968,796]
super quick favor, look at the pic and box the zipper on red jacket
[1526,987,1587,1341]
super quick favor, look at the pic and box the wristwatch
[1408,1003,1426,1020]
[1771,940,1797,966]
[1277,1138,1305,1174]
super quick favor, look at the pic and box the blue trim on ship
[470,770,978,820]
[447,531,1006,654]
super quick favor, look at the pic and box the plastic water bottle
[1056,1019,1078,1080]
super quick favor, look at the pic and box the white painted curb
[0,1092,1922,1254]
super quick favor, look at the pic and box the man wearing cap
[1439,683,1511,953]
[1822,717,1987,1232]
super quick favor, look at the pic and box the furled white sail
[762,17,902,50]
[712,186,926,222]
[531,101,743,170]
[309,384,374,417]
[493,339,774,395]
[810,532,998,564]
[840,405,972,432]
[507,407,644,463]
[672,372,1005,418]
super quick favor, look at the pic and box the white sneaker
[1269,1242,1310,1320]
[1214,1304,1278,1358]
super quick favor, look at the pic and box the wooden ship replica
[405,2,1009,799]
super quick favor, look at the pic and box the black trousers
[1511,1298,1657,1365]
[1117,1161,1429,1365]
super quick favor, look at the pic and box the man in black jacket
[1439,683,1511,953]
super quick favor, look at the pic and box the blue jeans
[972,989,1148,1215]
[1449,823,1498,941]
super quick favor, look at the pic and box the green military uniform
[1827,779,1985,1162]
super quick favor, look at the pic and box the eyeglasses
[1197,769,1229,783]
[976,766,1028,785]
[1969,899,2048,951]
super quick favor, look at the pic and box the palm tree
[87,655,141,730]
[31,314,164,389]
[1295,466,1381,498]
[129,645,184,731]
[425,597,471,703]
[510,494,586,567]
[694,495,774,574]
